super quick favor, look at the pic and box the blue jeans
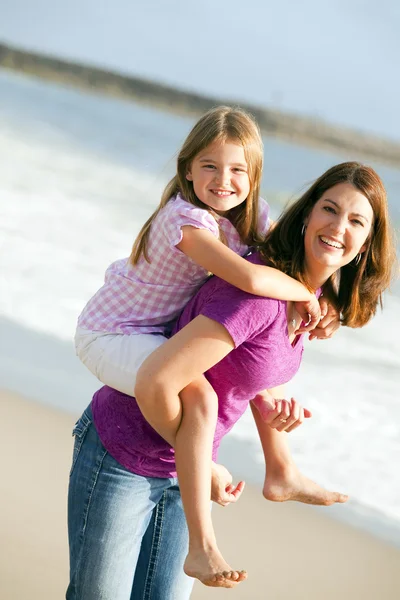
[67,405,194,600]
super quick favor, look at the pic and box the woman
[67,162,396,599]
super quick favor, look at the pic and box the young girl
[75,106,321,587]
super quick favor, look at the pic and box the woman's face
[304,182,374,282]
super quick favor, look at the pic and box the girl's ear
[186,171,193,181]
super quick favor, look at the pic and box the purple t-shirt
[92,253,305,478]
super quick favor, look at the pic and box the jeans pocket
[70,409,92,477]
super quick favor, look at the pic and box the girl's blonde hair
[130,106,264,264]
[260,162,398,328]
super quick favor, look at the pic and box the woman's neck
[303,263,337,293]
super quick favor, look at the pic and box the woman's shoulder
[197,271,282,349]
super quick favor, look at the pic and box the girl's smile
[186,140,250,214]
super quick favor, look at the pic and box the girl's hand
[211,462,245,507]
[294,295,321,332]
[297,297,341,340]
[252,393,312,433]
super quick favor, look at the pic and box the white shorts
[74,327,166,396]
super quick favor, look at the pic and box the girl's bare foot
[184,548,247,588]
[263,464,348,505]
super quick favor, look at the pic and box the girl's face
[304,182,374,284]
[186,140,250,214]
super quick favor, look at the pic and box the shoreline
[2,41,400,167]
[2,388,400,599]
[1,313,400,551]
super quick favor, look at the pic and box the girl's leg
[136,376,246,588]
[67,406,173,600]
[178,382,246,588]
[250,402,348,505]
[75,328,165,396]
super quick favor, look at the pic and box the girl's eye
[203,164,216,169]
[352,219,364,227]
[233,167,247,173]
[323,205,336,213]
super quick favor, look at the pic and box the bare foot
[263,464,348,506]
[184,548,247,588]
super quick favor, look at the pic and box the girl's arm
[177,226,320,328]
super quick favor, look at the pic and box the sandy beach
[1,389,399,600]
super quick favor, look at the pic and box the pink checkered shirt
[78,194,270,335]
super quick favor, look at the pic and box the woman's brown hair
[260,162,397,327]
[130,105,264,264]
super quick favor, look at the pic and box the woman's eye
[352,219,364,227]
[323,205,335,213]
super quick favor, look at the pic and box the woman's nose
[330,215,346,234]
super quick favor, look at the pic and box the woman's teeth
[320,236,343,249]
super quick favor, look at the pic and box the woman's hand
[297,297,341,340]
[211,462,245,507]
[252,392,312,433]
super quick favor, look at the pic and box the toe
[338,493,349,503]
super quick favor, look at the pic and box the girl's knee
[180,380,218,420]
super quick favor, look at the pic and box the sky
[1,0,399,140]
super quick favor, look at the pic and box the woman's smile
[318,235,345,250]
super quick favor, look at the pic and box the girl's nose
[215,168,230,185]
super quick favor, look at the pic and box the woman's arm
[177,227,320,329]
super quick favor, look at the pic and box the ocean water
[1,69,400,542]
